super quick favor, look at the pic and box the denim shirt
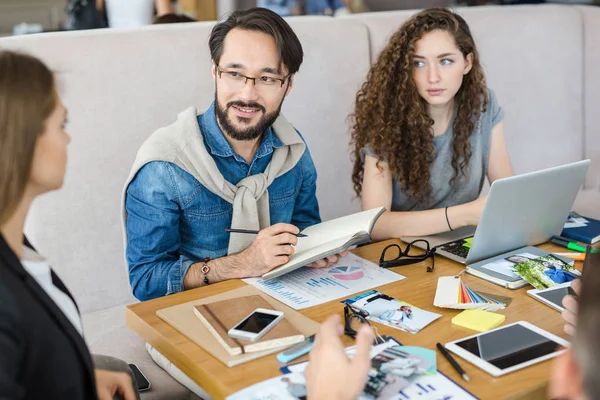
[125,103,321,301]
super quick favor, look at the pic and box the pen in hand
[436,342,470,382]
[226,228,308,238]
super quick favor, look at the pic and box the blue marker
[276,335,316,364]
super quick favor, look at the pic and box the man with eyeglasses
[122,7,341,396]
[123,7,340,304]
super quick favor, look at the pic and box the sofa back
[0,17,369,312]
[0,5,597,313]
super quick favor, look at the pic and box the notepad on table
[193,295,305,356]
[451,309,506,332]
[560,212,600,244]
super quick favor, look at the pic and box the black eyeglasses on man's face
[378,239,436,272]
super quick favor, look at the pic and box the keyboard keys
[441,239,470,258]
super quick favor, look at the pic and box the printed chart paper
[244,253,405,310]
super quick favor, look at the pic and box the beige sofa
[0,4,598,399]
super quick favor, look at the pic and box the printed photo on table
[512,254,580,290]
[363,345,436,399]
[341,290,441,334]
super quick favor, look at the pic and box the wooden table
[126,240,581,400]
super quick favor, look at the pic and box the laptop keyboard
[440,239,471,259]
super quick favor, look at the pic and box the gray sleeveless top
[361,88,503,211]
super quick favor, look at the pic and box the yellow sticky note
[451,309,505,332]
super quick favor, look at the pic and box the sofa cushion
[340,5,585,178]
[82,305,195,400]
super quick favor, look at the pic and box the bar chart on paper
[256,280,312,306]
[243,253,404,310]
[306,276,349,289]
[395,373,478,400]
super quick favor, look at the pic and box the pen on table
[226,228,308,238]
[551,237,598,253]
[552,252,586,261]
[276,334,316,364]
[436,343,470,382]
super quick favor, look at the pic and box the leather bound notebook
[193,295,304,356]
[156,285,319,367]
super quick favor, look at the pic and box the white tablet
[527,282,575,312]
[445,321,569,377]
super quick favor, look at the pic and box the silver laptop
[402,159,590,265]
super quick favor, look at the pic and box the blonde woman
[0,51,138,400]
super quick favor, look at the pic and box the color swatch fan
[434,276,506,311]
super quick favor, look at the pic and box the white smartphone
[445,321,569,377]
[227,308,285,342]
[527,282,575,312]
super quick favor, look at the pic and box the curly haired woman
[351,8,513,240]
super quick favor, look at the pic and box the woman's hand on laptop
[562,279,581,336]
[465,194,488,226]
[446,195,488,230]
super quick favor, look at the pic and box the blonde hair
[347,0,368,13]
[0,51,56,225]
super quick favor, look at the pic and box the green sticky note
[463,237,474,248]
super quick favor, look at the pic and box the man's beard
[215,92,282,141]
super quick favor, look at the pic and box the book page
[263,233,369,280]
[290,234,357,263]
[294,207,385,253]
[244,253,405,310]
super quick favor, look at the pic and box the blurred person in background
[104,0,174,28]
[256,0,303,16]
[153,13,196,24]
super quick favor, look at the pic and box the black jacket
[0,234,97,399]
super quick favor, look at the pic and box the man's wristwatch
[200,257,211,286]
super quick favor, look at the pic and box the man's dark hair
[153,13,196,24]
[209,7,303,75]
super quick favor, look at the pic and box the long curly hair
[350,8,488,206]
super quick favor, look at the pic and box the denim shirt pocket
[268,167,301,224]
[180,186,232,255]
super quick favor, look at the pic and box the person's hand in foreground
[561,279,581,336]
[305,314,372,400]
[95,369,136,400]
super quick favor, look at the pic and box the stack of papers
[227,338,478,400]
[434,276,506,311]
[244,253,405,310]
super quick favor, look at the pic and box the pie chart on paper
[328,265,365,281]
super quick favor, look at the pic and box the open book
[262,206,386,280]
